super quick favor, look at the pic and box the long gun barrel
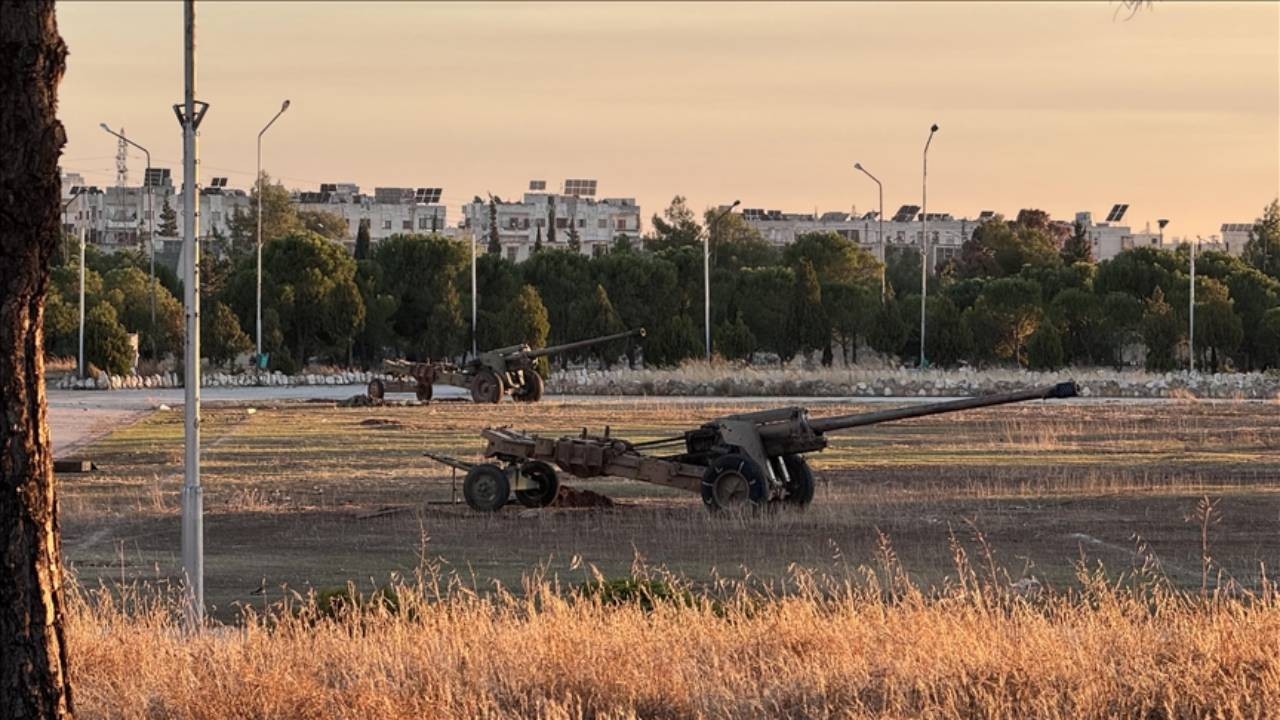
[802,381,1078,435]
[517,328,646,359]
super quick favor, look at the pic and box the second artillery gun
[370,328,645,404]
[428,382,1079,512]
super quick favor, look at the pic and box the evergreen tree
[158,196,178,237]
[1243,199,1280,280]
[85,301,133,375]
[1141,286,1181,371]
[547,197,557,244]
[427,279,467,359]
[868,298,908,360]
[783,258,828,362]
[1026,321,1065,370]
[1060,220,1093,265]
[353,219,371,260]
[487,196,501,255]
[714,311,757,361]
[202,301,252,369]
[534,224,543,253]
[502,284,551,349]
[584,284,625,366]
[567,221,581,253]
[1256,308,1280,369]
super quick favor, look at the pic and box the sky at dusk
[56,1,1279,241]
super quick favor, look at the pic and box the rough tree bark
[0,0,74,717]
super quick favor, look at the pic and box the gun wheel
[470,370,505,403]
[367,378,385,401]
[512,371,544,403]
[415,380,433,403]
[778,454,815,508]
[702,454,767,512]
[514,460,560,508]
[463,463,510,512]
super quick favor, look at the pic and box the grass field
[59,396,1280,614]
[59,396,1280,718]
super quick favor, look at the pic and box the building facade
[740,206,975,271]
[293,183,449,251]
[461,182,642,262]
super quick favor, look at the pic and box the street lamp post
[100,124,156,359]
[1158,218,1169,247]
[1190,235,1198,373]
[255,99,291,364]
[854,162,886,301]
[920,123,939,368]
[705,199,740,360]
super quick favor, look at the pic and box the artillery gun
[370,328,644,404]
[427,382,1078,512]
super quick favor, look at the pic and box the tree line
[45,188,1280,375]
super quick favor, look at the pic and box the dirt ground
[57,396,1280,619]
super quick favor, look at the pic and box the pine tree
[547,197,557,244]
[158,195,178,237]
[567,221,581,253]
[353,219,371,260]
[202,301,252,369]
[1060,220,1093,265]
[487,196,501,255]
[534,224,543,253]
[783,259,828,362]
[1141,286,1181,371]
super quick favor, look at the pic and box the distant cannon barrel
[802,381,1078,436]
[518,328,646,359]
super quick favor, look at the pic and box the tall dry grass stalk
[67,550,1279,720]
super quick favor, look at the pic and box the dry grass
[68,549,1280,719]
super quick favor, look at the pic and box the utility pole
[1190,236,1198,373]
[920,124,939,368]
[255,99,290,362]
[854,163,886,302]
[174,0,209,628]
[705,200,740,359]
[77,225,85,380]
[471,225,478,357]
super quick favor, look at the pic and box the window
[522,218,530,230]
[592,244,604,258]
[506,246,518,262]
[419,216,430,229]
[896,231,905,242]
[556,218,568,229]
[616,218,627,230]
[403,220,412,230]
[577,218,585,227]
[509,217,521,230]
[536,218,545,228]
[931,231,940,243]
[382,219,392,230]
[598,218,608,229]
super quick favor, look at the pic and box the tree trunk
[0,1,74,717]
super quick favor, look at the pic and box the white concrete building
[740,205,976,270]
[293,183,449,251]
[61,170,248,252]
[462,181,642,262]
[1218,223,1255,257]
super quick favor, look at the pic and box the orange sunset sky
[56,1,1279,240]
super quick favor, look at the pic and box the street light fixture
[920,123,939,369]
[1158,218,1169,246]
[854,162,886,302]
[705,199,741,360]
[100,123,157,360]
[255,99,291,365]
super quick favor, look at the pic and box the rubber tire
[415,380,433,403]
[469,370,505,404]
[512,371,544,403]
[701,454,768,512]
[514,460,560,508]
[463,463,510,512]
[779,454,815,508]
[367,378,385,401]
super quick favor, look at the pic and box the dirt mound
[552,485,615,508]
[359,417,402,428]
